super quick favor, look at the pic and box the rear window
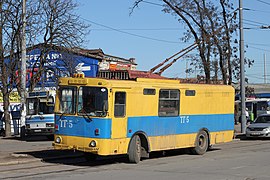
[255,116,270,123]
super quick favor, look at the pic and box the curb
[0,152,83,166]
[0,158,39,166]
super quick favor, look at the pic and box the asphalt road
[1,137,270,180]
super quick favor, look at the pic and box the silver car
[246,114,270,138]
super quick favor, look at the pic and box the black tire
[128,135,141,163]
[46,135,54,141]
[191,130,209,155]
[84,152,98,161]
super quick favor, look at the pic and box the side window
[158,89,180,116]
[143,88,156,95]
[114,92,126,117]
[27,98,38,115]
[185,90,196,96]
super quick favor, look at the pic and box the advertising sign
[25,48,99,87]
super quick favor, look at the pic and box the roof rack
[98,70,167,80]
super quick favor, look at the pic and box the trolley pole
[239,0,246,133]
[20,0,27,138]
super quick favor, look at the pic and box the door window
[114,92,126,117]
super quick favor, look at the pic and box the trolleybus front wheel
[191,130,209,155]
[128,135,141,163]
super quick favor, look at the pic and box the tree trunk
[220,0,232,85]
[0,6,12,137]
[3,92,11,137]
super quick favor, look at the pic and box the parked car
[246,114,270,138]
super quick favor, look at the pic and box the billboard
[23,48,99,87]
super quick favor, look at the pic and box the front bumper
[246,130,270,137]
[53,135,129,156]
[26,128,54,136]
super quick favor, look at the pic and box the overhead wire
[89,28,183,31]
[248,46,270,52]
[81,17,185,44]
[242,7,270,30]
[243,19,269,26]
[256,0,270,6]
[140,0,163,7]
[244,8,270,14]
[246,42,270,47]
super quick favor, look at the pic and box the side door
[111,90,127,139]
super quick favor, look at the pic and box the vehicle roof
[246,98,270,102]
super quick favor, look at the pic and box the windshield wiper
[79,108,93,122]
[57,113,65,121]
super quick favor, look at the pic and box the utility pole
[20,0,26,138]
[239,0,246,133]
[264,53,267,84]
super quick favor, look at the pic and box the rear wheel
[191,130,209,155]
[128,135,141,163]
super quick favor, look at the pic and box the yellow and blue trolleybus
[53,73,235,163]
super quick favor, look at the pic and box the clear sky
[77,0,270,84]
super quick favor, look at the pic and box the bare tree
[0,0,90,136]
[132,0,239,84]
[0,0,23,137]
[24,0,90,91]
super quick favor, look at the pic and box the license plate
[34,129,42,132]
[251,132,261,135]
[30,123,46,128]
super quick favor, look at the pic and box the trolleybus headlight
[55,136,62,144]
[89,140,96,147]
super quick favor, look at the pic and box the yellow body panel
[54,130,234,155]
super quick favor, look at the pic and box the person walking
[245,108,250,124]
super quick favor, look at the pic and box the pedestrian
[245,108,250,124]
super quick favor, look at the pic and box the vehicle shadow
[235,134,270,141]
[2,135,52,142]
[14,147,221,167]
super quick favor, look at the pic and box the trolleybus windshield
[57,86,108,117]
[58,86,77,114]
[78,87,108,117]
